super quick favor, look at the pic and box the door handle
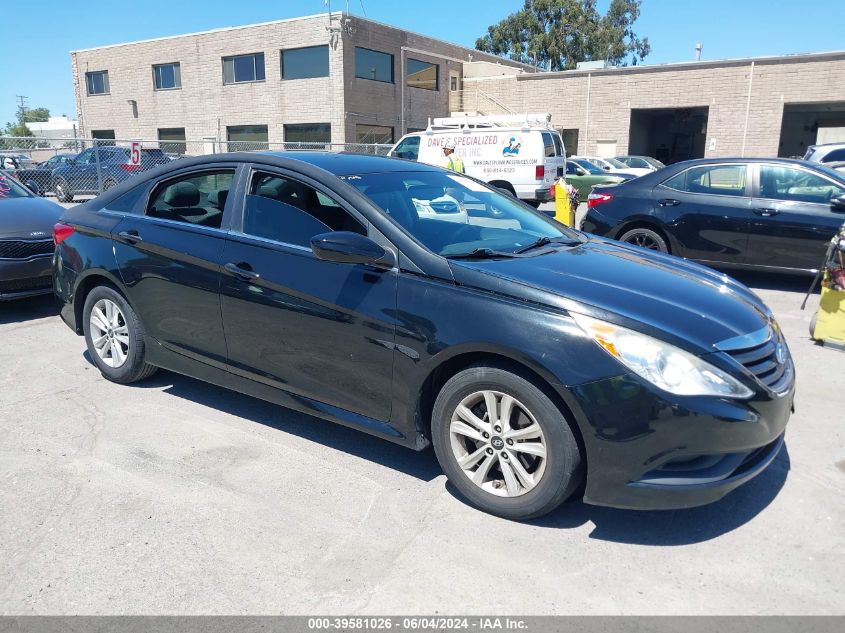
[117,230,143,243]
[224,262,260,281]
[658,198,681,207]
[753,208,780,217]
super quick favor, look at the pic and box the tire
[431,364,583,520]
[618,226,669,253]
[82,285,157,384]
[54,178,74,203]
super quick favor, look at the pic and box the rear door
[219,165,397,422]
[112,165,238,367]
[747,163,845,271]
[654,163,752,264]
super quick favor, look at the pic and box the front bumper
[0,257,53,301]
[566,371,794,510]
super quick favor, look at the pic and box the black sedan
[583,157,845,274]
[53,152,793,519]
[0,171,64,300]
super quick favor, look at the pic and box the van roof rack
[427,113,553,131]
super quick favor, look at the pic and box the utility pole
[16,95,29,122]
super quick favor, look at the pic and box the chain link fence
[0,136,392,202]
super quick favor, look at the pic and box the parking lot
[1,250,842,614]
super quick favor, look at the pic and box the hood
[449,237,772,354]
[0,196,64,239]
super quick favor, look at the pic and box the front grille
[0,239,54,260]
[0,275,52,293]
[724,334,792,393]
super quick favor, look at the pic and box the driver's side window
[243,172,365,248]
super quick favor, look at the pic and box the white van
[389,114,566,207]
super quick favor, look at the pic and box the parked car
[54,152,794,520]
[827,160,845,174]
[0,171,64,300]
[13,153,78,196]
[574,155,651,178]
[565,158,627,201]
[51,146,170,202]
[615,155,666,171]
[0,153,37,171]
[583,157,845,274]
[803,142,845,164]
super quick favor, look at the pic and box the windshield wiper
[446,248,517,260]
[513,235,581,254]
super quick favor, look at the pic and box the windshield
[573,159,605,175]
[346,171,580,257]
[0,172,32,200]
[603,157,628,169]
[644,157,665,169]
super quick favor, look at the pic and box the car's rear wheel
[619,226,669,253]
[54,178,73,203]
[431,365,583,520]
[83,286,157,384]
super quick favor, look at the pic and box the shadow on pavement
[0,294,58,325]
[115,367,443,483]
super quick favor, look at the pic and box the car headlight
[572,313,754,399]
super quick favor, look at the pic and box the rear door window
[146,170,235,228]
[541,132,555,158]
[664,164,748,197]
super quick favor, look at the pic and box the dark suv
[52,147,169,202]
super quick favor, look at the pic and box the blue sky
[1,0,842,128]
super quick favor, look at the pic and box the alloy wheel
[89,298,130,368]
[449,390,547,497]
[625,231,661,250]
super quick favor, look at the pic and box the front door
[655,162,752,265]
[747,163,845,271]
[112,166,236,366]
[219,167,397,423]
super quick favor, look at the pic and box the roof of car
[668,157,827,168]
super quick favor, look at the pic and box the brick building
[462,51,845,162]
[70,12,532,148]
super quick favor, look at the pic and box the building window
[158,128,186,154]
[153,63,181,90]
[226,125,269,151]
[223,53,265,84]
[356,124,394,144]
[450,76,458,91]
[558,129,579,157]
[281,45,329,80]
[91,130,116,145]
[354,47,394,83]
[86,71,110,95]
[407,58,438,91]
[284,123,331,146]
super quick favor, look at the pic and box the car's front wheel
[83,285,157,384]
[431,365,583,520]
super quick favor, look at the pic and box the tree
[475,0,650,71]
[25,107,50,122]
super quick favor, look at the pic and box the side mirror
[831,194,845,211]
[310,231,394,268]
[576,167,587,176]
[25,180,41,195]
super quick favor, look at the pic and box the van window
[541,133,555,158]
[393,136,421,161]
[552,134,564,157]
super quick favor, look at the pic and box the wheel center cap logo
[491,436,504,450]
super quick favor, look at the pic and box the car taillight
[587,191,614,209]
[119,163,143,172]
[535,165,545,180]
[53,222,75,245]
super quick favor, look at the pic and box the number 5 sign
[130,142,141,166]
